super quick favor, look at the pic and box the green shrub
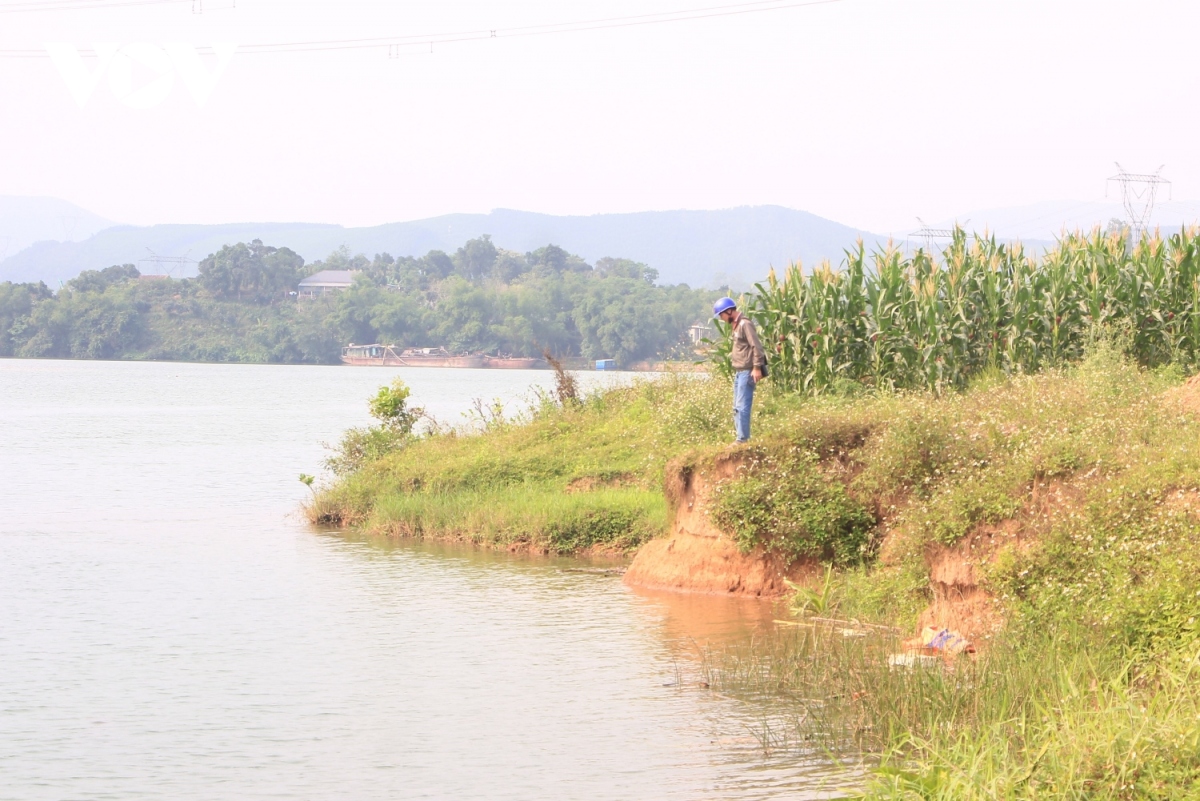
[368,378,422,432]
[710,447,875,564]
[326,379,421,476]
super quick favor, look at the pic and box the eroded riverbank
[311,350,1200,797]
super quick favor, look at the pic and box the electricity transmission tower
[58,214,80,242]
[909,218,957,256]
[139,248,197,278]
[1107,163,1171,243]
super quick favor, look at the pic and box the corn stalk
[741,226,1200,394]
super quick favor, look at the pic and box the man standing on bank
[713,297,766,443]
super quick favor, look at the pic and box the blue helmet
[712,297,737,318]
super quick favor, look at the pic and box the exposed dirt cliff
[625,449,1080,644]
[624,452,816,597]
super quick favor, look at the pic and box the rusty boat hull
[484,357,548,369]
[341,345,487,368]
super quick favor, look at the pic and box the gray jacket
[730,314,766,372]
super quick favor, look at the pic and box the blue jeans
[733,370,756,442]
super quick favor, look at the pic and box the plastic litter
[887,653,942,669]
[889,626,976,669]
[903,626,975,656]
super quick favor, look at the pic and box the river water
[0,359,845,800]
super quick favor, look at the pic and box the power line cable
[0,0,186,13]
[963,201,1104,239]
[0,0,841,57]
[241,0,840,53]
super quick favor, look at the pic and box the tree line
[0,236,719,366]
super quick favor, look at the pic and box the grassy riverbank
[308,373,772,551]
[705,348,1200,798]
[310,346,1200,796]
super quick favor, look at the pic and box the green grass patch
[369,485,666,553]
[308,373,774,552]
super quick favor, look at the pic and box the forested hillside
[0,236,718,365]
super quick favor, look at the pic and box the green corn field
[734,227,1200,393]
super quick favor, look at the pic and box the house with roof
[298,269,358,298]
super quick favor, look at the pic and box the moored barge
[484,356,548,369]
[341,344,487,368]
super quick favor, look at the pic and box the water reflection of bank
[332,533,858,793]
[626,584,787,653]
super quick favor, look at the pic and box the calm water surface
[0,360,845,800]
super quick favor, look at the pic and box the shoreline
[310,353,1200,797]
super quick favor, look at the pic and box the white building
[688,322,715,344]
[298,270,358,298]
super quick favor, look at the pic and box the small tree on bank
[326,379,423,475]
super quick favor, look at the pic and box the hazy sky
[2,0,1196,233]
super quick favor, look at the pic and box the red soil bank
[623,453,814,597]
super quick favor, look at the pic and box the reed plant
[745,228,1200,394]
[702,623,1200,799]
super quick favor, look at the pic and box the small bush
[325,426,411,477]
[711,447,875,564]
[326,378,421,476]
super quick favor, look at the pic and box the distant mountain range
[0,204,884,289]
[3,198,1198,289]
[0,196,115,262]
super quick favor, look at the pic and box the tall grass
[369,485,666,552]
[749,228,1200,393]
[702,624,1200,799]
